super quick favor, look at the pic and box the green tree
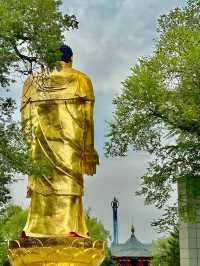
[105,0,200,228]
[152,227,180,266]
[86,209,110,242]
[101,248,117,266]
[85,209,116,266]
[0,0,78,208]
[0,205,27,266]
[0,0,78,86]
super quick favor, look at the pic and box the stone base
[8,237,105,266]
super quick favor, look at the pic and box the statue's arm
[81,76,99,175]
[83,100,99,175]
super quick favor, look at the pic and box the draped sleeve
[77,73,99,175]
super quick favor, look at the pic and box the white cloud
[63,0,185,93]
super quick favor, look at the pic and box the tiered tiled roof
[111,225,152,258]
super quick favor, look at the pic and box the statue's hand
[26,187,33,198]
[83,150,99,176]
[83,162,96,175]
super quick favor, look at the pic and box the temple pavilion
[111,225,152,266]
[111,198,153,266]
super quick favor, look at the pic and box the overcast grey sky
[9,0,185,244]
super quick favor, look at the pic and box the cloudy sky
[9,0,186,244]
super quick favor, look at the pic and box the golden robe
[21,63,99,238]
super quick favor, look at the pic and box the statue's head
[59,44,73,63]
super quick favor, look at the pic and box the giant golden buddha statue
[20,45,99,238]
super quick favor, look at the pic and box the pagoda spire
[111,197,119,245]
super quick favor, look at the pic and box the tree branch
[12,43,37,64]
[151,109,200,137]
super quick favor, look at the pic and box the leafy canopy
[152,228,180,266]
[0,205,27,266]
[105,0,200,228]
[0,0,78,87]
[85,209,111,242]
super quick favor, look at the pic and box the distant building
[111,225,152,266]
[111,197,153,266]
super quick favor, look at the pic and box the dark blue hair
[60,44,73,63]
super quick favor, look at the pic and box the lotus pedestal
[8,237,105,266]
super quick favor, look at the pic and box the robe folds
[21,64,99,237]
